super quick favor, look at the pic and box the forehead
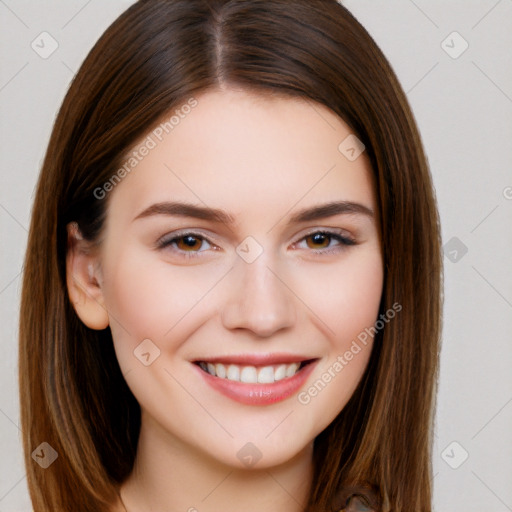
[108,88,377,223]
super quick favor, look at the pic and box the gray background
[1,1,511,510]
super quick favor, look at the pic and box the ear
[65,222,109,330]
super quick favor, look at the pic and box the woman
[19,1,443,511]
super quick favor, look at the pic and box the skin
[66,87,384,512]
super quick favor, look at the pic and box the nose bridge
[221,244,296,337]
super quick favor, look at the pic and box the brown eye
[305,232,331,249]
[297,230,356,254]
[175,235,204,252]
[156,231,214,258]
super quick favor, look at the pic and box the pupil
[312,233,328,247]
[183,236,199,249]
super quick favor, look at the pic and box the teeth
[199,361,304,382]
[257,366,275,384]
[240,366,258,383]
[286,362,300,377]
[274,364,287,381]
[215,363,226,378]
[227,364,240,381]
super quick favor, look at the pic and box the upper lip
[193,353,318,366]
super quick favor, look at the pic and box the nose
[221,251,296,338]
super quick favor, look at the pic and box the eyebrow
[132,200,374,226]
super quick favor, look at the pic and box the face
[88,88,383,469]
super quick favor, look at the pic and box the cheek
[293,250,383,419]
[103,251,170,339]
[295,248,384,343]
[100,244,225,361]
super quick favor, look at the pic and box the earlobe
[65,222,109,330]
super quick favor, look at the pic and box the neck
[118,411,314,512]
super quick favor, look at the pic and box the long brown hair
[19,1,443,510]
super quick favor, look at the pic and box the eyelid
[296,226,356,245]
[156,228,212,242]
[155,229,218,253]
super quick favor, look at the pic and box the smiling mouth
[194,359,316,384]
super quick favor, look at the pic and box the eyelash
[156,229,356,259]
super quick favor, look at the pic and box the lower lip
[194,361,318,406]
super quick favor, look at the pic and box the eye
[156,231,214,258]
[294,230,356,254]
[156,228,356,259]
